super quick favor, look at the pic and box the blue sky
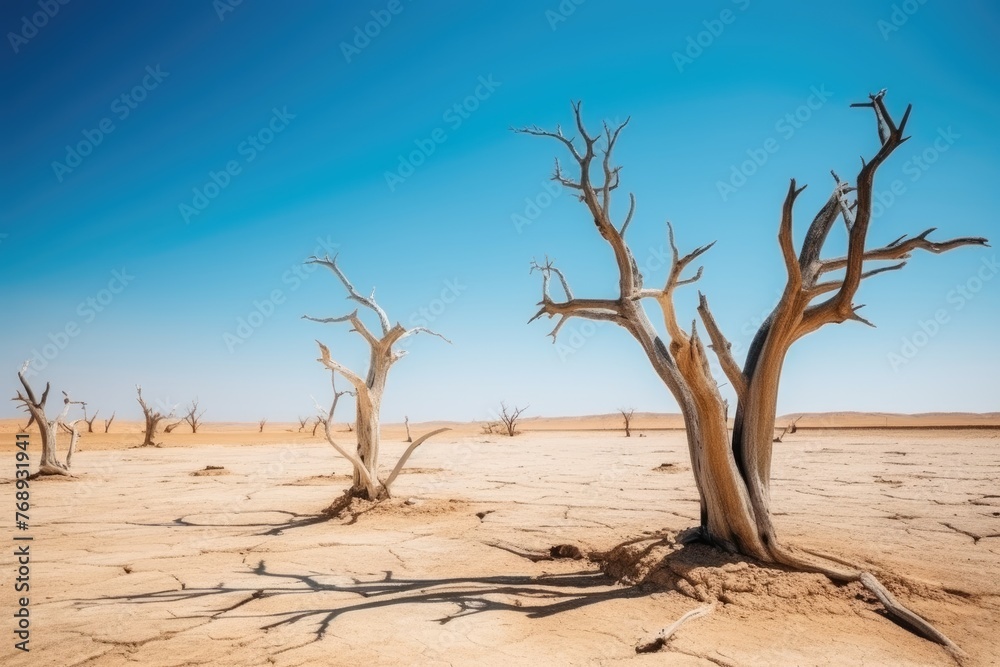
[2,0,998,423]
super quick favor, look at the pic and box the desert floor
[1,422,998,666]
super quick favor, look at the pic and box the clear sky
[2,0,998,424]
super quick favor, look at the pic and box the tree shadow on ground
[74,559,649,649]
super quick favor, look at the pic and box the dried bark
[305,255,450,501]
[12,362,83,475]
[137,386,173,447]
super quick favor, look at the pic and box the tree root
[30,463,73,478]
[770,544,966,663]
[636,603,715,653]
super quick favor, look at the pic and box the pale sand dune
[0,425,998,666]
[2,411,998,450]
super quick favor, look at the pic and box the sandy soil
[1,423,998,666]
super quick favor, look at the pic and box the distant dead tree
[258,418,266,433]
[788,416,801,434]
[103,411,115,433]
[311,417,322,436]
[13,362,83,475]
[82,406,99,433]
[136,386,173,447]
[620,408,635,437]
[183,399,205,434]
[163,421,183,434]
[305,254,449,501]
[520,94,987,652]
[297,416,308,432]
[497,402,527,437]
[404,415,412,443]
[481,421,500,435]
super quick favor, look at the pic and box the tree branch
[696,293,747,401]
[306,255,392,335]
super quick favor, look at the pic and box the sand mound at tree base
[601,534,888,617]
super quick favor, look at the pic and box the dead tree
[82,406,99,433]
[620,408,635,437]
[497,402,527,437]
[163,421,183,433]
[183,399,205,433]
[520,95,987,654]
[305,254,450,501]
[297,416,308,432]
[404,416,412,443]
[136,386,173,447]
[258,418,266,433]
[12,362,83,475]
[104,411,115,433]
[311,417,322,436]
[788,416,801,434]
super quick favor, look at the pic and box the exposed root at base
[29,464,73,479]
[601,530,965,663]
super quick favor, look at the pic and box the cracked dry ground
[2,429,999,666]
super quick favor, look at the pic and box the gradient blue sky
[2,1,998,423]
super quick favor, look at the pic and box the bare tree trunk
[13,363,82,476]
[306,255,450,502]
[404,416,412,443]
[104,411,116,433]
[520,96,986,655]
[137,386,171,447]
[83,407,98,433]
[620,408,634,437]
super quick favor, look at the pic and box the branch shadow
[73,558,648,650]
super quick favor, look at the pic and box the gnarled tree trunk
[521,94,987,654]
[305,255,450,501]
[13,362,83,476]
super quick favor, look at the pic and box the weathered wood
[520,94,987,650]
[306,255,450,500]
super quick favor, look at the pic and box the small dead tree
[311,417,322,436]
[258,418,266,433]
[497,402,527,437]
[297,416,308,432]
[404,416,412,443]
[183,399,205,434]
[305,254,450,501]
[521,95,987,653]
[82,406,99,433]
[136,386,173,447]
[104,411,116,433]
[12,362,83,475]
[620,408,635,437]
[163,421,183,433]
